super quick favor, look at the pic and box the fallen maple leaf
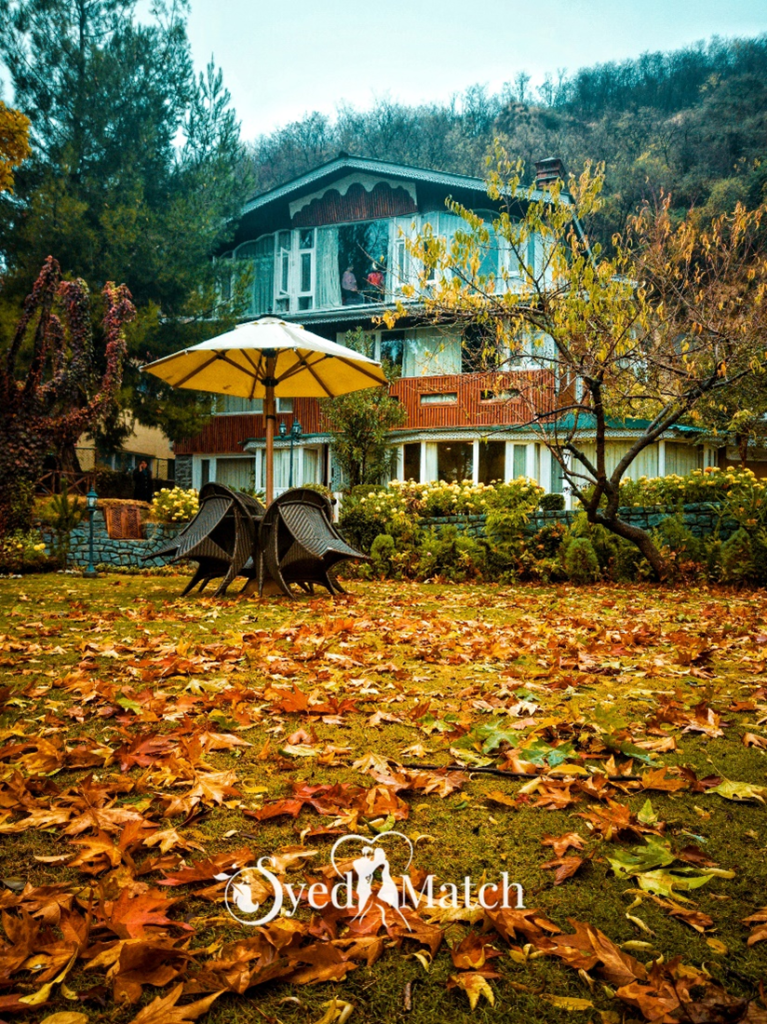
[126,983,222,1023]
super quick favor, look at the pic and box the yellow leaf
[542,995,595,1011]
[706,938,728,955]
[40,1015,89,1024]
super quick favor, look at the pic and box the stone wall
[425,503,735,540]
[52,513,184,568]
[174,454,193,490]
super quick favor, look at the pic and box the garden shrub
[416,526,486,582]
[721,528,754,583]
[38,490,86,568]
[564,536,600,582]
[0,530,54,574]
[539,493,565,511]
[152,487,199,523]
[370,533,396,578]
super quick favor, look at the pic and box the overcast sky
[182,0,767,142]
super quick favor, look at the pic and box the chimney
[535,157,566,189]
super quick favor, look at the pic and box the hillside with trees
[247,34,767,243]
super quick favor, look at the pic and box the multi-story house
[173,155,717,500]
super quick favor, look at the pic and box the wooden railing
[36,470,97,496]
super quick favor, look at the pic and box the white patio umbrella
[141,317,387,503]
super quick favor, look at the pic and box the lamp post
[83,488,99,578]
[278,418,302,489]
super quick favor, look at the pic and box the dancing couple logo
[218,831,525,929]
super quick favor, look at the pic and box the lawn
[0,574,765,1024]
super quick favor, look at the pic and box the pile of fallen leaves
[0,577,765,1024]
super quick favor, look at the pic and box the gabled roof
[242,154,558,217]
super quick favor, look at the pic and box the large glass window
[437,442,473,483]
[338,221,390,305]
[478,441,505,484]
[403,443,420,481]
[402,329,461,377]
[379,332,404,371]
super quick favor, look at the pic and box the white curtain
[216,458,256,490]
[665,444,701,476]
[423,443,438,482]
[402,330,462,377]
[316,227,341,308]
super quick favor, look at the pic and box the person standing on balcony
[133,459,153,502]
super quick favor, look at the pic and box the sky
[180,0,767,142]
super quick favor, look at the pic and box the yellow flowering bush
[619,466,766,509]
[152,487,199,523]
[0,530,50,573]
[340,478,544,552]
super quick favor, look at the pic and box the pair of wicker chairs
[151,484,369,599]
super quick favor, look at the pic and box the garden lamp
[84,488,99,578]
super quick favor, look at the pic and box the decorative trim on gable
[289,177,417,226]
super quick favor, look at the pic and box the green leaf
[708,779,767,803]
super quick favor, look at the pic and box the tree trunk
[589,509,668,581]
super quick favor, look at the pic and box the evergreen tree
[0,0,250,449]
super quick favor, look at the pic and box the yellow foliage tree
[0,100,30,193]
[389,148,767,578]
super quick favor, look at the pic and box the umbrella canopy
[142,317,387,502]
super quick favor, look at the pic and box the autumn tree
[0,257,134,532]
[321,330,406,490]
[396,154,767,578]
[0,100,30,193]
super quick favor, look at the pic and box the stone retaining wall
[51,513,184,568]
[425,503,735,540]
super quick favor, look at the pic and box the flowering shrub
[339,478,544,552]
[619,466,766,509]
[0,530,52,573]
[152,487,199,523]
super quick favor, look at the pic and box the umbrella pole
[264,353,277,505]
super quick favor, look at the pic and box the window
[480,388,521,402]
[379,332,404,371]
[403,443,420,481]
[276,231,291,312]
[200,459,210,487]
[512,444,527,478]
[216,458,255,490]
[478,441,505,484]
[297,228,314,311]
[338,220,390,305]
[420,392,457,405]
[402,329,462,378]
[215,396,293,414]
[436,442,473,483]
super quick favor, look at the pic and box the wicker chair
[149,483,265,597]
[258,488,370,598]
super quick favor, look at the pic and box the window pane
[298,296,313,310]
[437,442,473,483]
[276,398,293,413]
[278,231,291,249]
[299,229,314,249]
[216,395,264,414]
[303,448,319,483]
[403,443,420,481]
[300,252,312,292]
[478,441,505,484]
[513,444,527,477]
[201,459,210,486]
[380,332,404,369]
